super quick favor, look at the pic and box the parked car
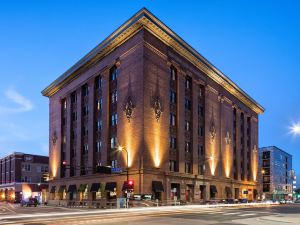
[224,199,236,204]
[239,198,248,204]
[294,199,300,204]
[21,198,38,207]
[279,199,286,204]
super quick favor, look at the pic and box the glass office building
[259,146,294,200]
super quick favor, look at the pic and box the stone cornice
[42,8,264,114]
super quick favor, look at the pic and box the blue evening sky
[0,1,299,176]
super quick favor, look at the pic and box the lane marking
[238,213,257,217]
[223,212,240,215]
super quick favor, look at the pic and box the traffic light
[127,180,134,190]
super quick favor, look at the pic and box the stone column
[101,68,110,166]
[88,79,95,174]
[76,89,82,177]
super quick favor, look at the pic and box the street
[0,203,300,225]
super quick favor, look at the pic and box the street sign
[111,168,123,173]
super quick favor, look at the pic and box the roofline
[42,7,265,114]
[0,152,49,159]
[259,146,292,157]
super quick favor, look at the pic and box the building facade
[259,146,294,200]
[42,8,264,205]
[0,152,49,203]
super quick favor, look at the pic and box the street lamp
[117,145,129,183]
[261,169,266,175]
[117,145,130,208]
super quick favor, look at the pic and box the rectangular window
[111,160,118,168]
[72,111,77,121]
[198,145,204,156]
[111,91,118,103]
[111,113,118,126]
[95,76,102,89]
[185,121,190,131]
[169,160,176,172]
[82,84,89,97]
[83,144,89,154]
[83,126,88,136]
[199,87,203,97]
[62,99,67,110]
[83,105,89,116]
[170,114,176,126]
[110,66,118,81]
[96,120,102,131]
[198,126,204,136]
[198,106,204,117]
[22,164,31,172]
[198,164,204,175]
[110,137,117,149]
[96,141,101,152]
[96,98,102,111]
[170,91,177,104]
[170,137,177,149]
[71,92,77,103]
[185,99,191,110]
[185,163,191,173]
[185,76,192,89]
[171,67,177,81]
[185,142,191,152]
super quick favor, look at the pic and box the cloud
[0,87,33,114]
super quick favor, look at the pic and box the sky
[0,0,299,178]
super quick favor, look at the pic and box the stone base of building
[48,170,258,204]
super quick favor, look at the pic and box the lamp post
[117,145,129,183]
[117,145,129,208]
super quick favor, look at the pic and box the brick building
[0,152,49,203]
[42,8,264,205]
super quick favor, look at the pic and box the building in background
[259,146,294,200]
[42,8,264,205]
[0,152,49,203]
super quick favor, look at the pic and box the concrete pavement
[0,203,299,225]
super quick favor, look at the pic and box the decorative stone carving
[225,131,231,145]
[52,131,57,145]
[209,108,216,142]
[123,74,136,122]
[253,145,258,153]
[151,95,163,122]
[123,96,135,122]
[151,72,163,122]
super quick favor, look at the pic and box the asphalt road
[0,203,300,225]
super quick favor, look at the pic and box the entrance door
[234,188,239,199]
[170,183,180,200]
[200,185,206,201]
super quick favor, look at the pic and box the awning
[105,182,116,192]
[50,186,56,193]
[67,185,77,193]
[58,185,67,193]
[210,185,218,194]
[78,184,87,192]
[225,187,232,195]
[152,181,164,192]
[90,183,101,192]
